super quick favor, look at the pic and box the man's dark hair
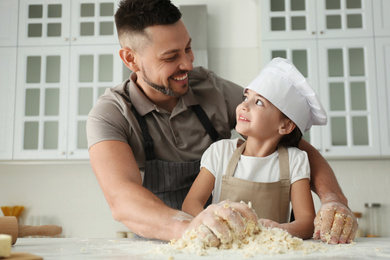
[115,0,182,38]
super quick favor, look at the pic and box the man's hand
[313,202,357,244]
[185,201,258,247]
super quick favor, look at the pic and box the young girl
[182,57,327,239]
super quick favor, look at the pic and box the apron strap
[277,146,290,181]
[192,104,220,142]
[225,141,246,177]
[121,85,221,160]
[119,90,156,161]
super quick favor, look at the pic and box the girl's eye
[256,99,263,106]
[242,95,248,101]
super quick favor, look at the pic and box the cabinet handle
[72,37,77,41]
[69,151,74,155]
[312,31,316,35]
[64,37,69,41]
[320,31,324,34]
[325,148,330,152]
[61,151,66,155]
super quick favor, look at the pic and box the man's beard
[142,67,188,97]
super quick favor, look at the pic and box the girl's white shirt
[200,138,310,204]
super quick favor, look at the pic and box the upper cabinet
[18,0,119,46]
[0,0,18,46]
[261,0,374,40]
[261,0,389,158]
[372,0,390,37]
[2,0,130,160]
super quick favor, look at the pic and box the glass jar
[353,212,363,237]
[364,203,381,237]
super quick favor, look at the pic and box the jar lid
[364,203,381,208]
[353,212,362,218]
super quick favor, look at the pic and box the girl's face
[235,89,285,141]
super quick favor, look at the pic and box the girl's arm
[260,178,315,239]
[182,167,216,216]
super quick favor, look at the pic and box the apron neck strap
[121,85,220,160]
[225,141,246,177]
[277,146,290,181]
[225,142,290,180]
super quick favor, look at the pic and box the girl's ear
[279,119,296,135]
[119,47,139,72]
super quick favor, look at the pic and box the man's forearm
[109,183,193,241]
[299,140,348,206]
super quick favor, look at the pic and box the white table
[11,237,390,260]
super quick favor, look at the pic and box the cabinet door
[373,0,390,36]
[67,45,126,158]
[260,0,317,40]
[261,0,374,40]
[14,47,70,159]
[318,38,380,157]
[18,0,71,46]
[0,0,18,46]
[261,39,323,150]
[375,38,390,155]
[0,48,17,160]
[70,0,120,45]
[316,0,373,39]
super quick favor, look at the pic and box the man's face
[135,20,194,98]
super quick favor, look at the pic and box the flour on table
[167,220,324,257]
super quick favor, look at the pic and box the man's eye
[256,99,263,106]
[165,56,176,62]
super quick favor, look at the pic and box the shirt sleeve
[288,147,311,184]
[86,88,131,149]
[200,141,220,177]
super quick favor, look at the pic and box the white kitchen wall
[1,0,389,238]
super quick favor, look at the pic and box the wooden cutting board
[8,252,43,260]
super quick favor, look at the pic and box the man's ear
[119,47,139,72]
[279,119,296,135]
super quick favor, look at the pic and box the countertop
[10,237,390,260]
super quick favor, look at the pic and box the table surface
[11,237,390,260]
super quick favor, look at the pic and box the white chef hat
[245,57,327,134]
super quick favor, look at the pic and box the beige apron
[219,141,291,223]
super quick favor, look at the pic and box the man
[87,0,357,245]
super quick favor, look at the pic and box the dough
[0,234,12,257]
[169,211,324,256]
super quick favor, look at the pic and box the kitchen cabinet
[260,0,387,158]
[260,0,373,40]
[14,45,127,160]
[0,0,18,46]
[9,0,130,160]
[18,0,119,46]
[376,37,390,156]
[0,48,17,160]
[372,0,390,37]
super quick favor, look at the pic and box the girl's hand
[259,218,282,229]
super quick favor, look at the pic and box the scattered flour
[153,220,327,257]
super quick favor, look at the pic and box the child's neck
[243,137,280,157]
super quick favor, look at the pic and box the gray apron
[219,141,291,223]
[121,90,218,210]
